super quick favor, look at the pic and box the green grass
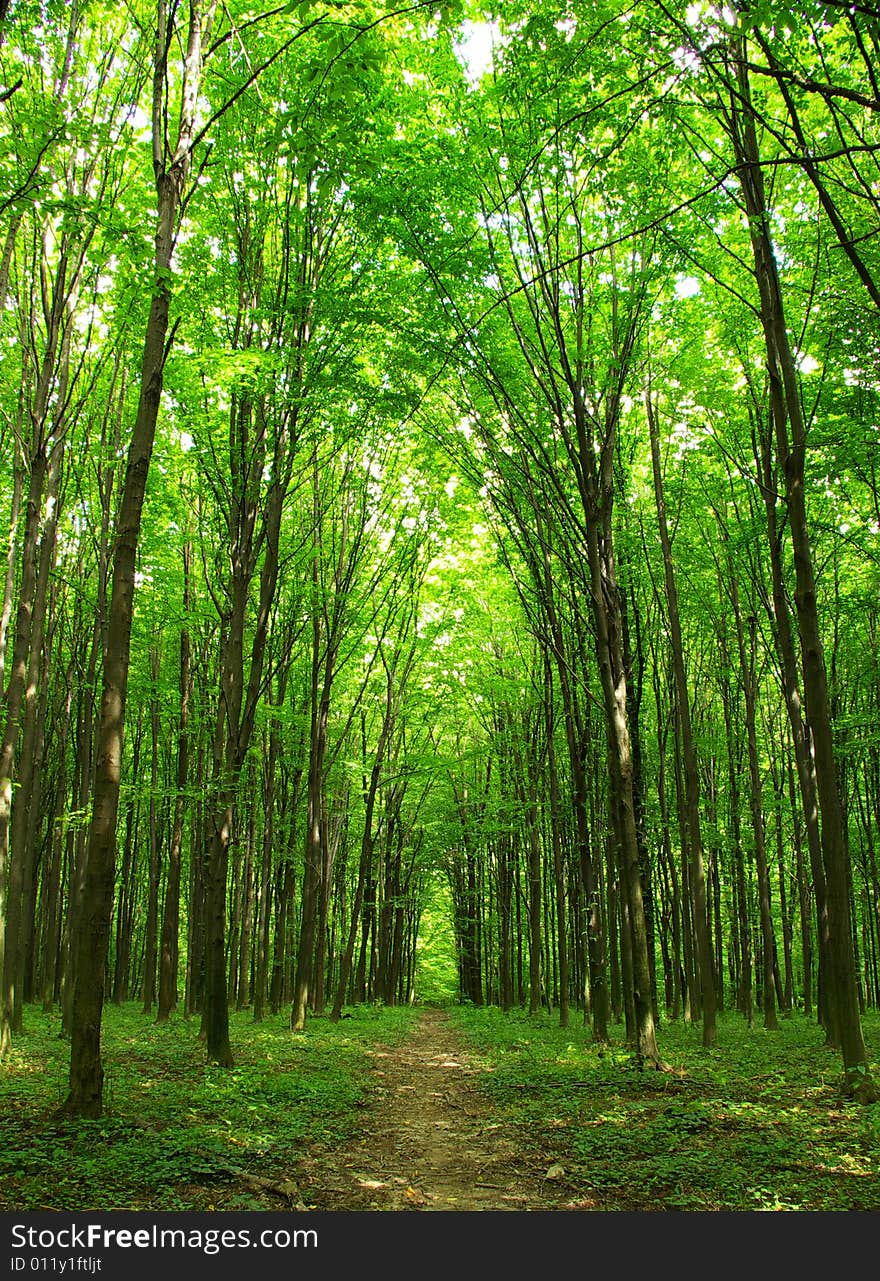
[448,1005,880,1211]
[0,1002,416,1212]
[4,1000,879,1212]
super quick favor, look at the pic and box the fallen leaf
[545,1163,565,1180]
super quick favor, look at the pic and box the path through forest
[296,1009,579,1211]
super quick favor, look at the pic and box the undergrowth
[0,1002,415,1212]
[448,1005,880,1211]
[4,1001,879,1212]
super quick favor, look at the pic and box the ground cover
[449,1006,880,1211]
[0,1003,415,1212]
[1,1003,878,1212]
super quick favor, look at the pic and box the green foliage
[2,0,880,1173]
[4,1001,879,1211]
[0,1003,415,1211]
[449,1006,880,1211]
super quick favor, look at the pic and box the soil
[294,1008,582,1211]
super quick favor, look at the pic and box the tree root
[840,1071,879,1105]
[222,1166,307,1208]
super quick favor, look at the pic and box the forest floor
[297,1008,570,1210]
[2,1001,880,1212]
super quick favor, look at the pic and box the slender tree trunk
[228,833,242,1010]
[142,648,162,1015]
[253,691,283,1022]
[733,592,778,1031]
[5,442,61,1032]
[671,699,697,1023]
[533,518,608,1041]
[157,546,191,1023]
[0,459,23,696]
[0,446,49,1055]
[513,732,543,1016]
[312,800,338,1016]
[653,678,682,1021]
[203,790,234,1065]
[647,394,716,1047]
[771,759,794,1013]
[719,640,753,1024]
[269,856,294,1014]
[790,754,813,1016]
[586,514,661,1066]
[236,816,254,1010]
[330,686,396,1022]
[291,589,327,1032]
[39,673,74,1009]
[620,564,659,1024]
[544,665,570,1029]
[185,730,207,1017]
[756,419,831,1031]
[731,45,875,1098]
[60,0,210,1116]
[111,717,142,1004]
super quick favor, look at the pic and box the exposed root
[222,1165,306,1207]
[840,1070,879,1106]
[646,1056,673,1073]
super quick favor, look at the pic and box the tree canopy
[0,0,879,1124]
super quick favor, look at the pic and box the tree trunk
[5,441,61,1032]
[647,394,716,1047]
[755,417,831,1032]
[203,794,234,1065]
[733,590,778,1031]
[731,43,875,1098]
[39,674,74,1009]
[544,665,570,1029]
[142,648,162,1015]
[586,513,661,1066]
[533,516,608,1041]
[111,717,142,1005]
[671,699,697,1023]
[185,731,207,1017]
[0,442,49,1054]
[157,545,191,1023]
[253,699,282,1022]
[291,561,331,1030]
[236,816,254,1010]
[330,685,396,1022]
[790,754,813,1016]
[719,642,753,1024]
[0,458,23,698]
[60,0,209,1117]
[513,733,543,1016]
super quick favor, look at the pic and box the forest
[0,0,879,1217]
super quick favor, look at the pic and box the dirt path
[296,1008,573,1211]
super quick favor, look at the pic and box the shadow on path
[298,1007,577,1211]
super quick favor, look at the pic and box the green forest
[1,0,880,1216]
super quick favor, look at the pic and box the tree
[61,0,214,1117]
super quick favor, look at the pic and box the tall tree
[646,392,717,1046]
[61,0,214,1116]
